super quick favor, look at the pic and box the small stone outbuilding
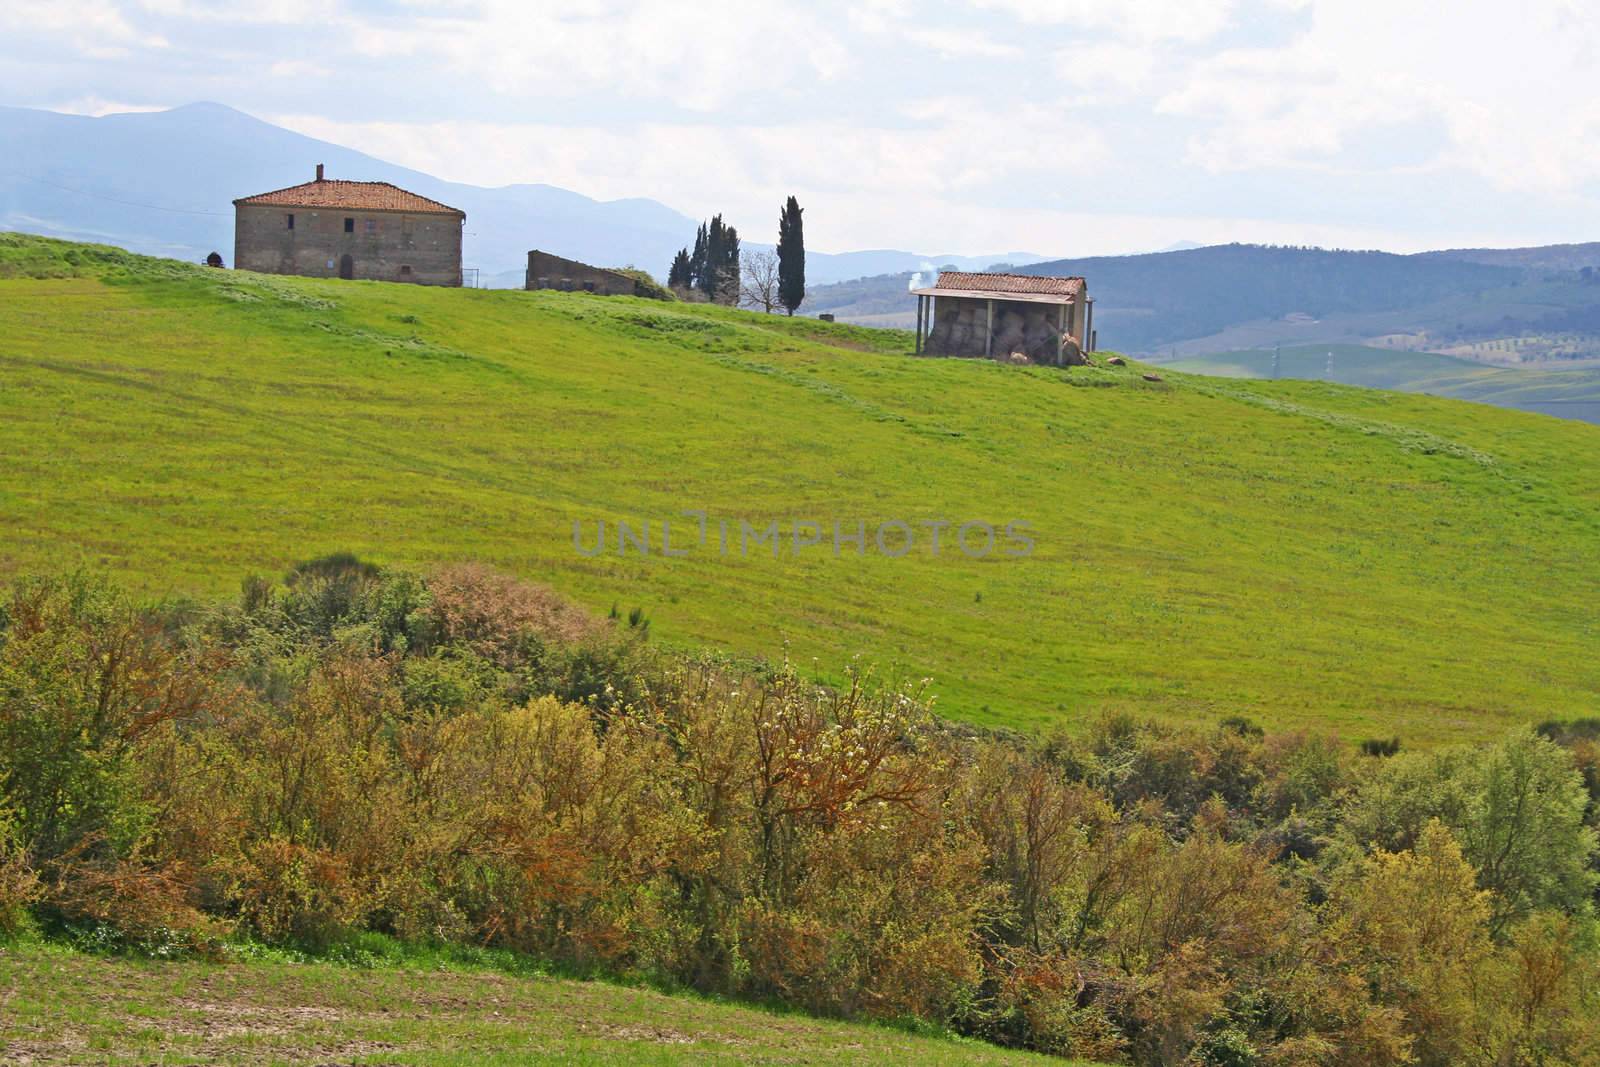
[233,164,465,286]
[912,271,1093,365]
[525,250,655,296]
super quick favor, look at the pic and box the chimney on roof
[315,163,324,182]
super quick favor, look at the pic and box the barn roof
[234,178,464,217]
[918,270,1086,299]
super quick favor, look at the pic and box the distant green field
[0,943,1072,1066]
[1166,343,1600,423]
[3,234,1600,743]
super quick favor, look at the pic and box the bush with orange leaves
[0,810,41,937]
[429,695,699,970]
[423,561,602,661]
[660,659,994,1020]
[0,574,228,946]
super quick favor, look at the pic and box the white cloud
[133,0,325,23]
[903,27,1020,58]
[1158,0,1600,193]
[269,109,1433,254]
[1050,42,1156,91]
[48,96,170,116]
[270,99,1111,248]
[971,0,1242,42]
[403,2,851,112]
[1,0,167,55]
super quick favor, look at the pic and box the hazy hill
[1422,241,1600,271]
[807,240,1600,384]
[1014,245,1528,350]
[0,102,1041,285]
[1165,344,1600,424]
[806,244,1528,344]
[3,233,1598,743]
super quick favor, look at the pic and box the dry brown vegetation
[1,558,1597,1065]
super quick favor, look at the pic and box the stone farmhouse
[912,271,1093,365]
[233,165,465,286]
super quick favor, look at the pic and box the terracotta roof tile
[931,271,1085,297]
[234,179,464,217]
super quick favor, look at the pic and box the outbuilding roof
[923,270,1085,298]
[234,177,464,217]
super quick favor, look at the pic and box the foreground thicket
[1,561,1597,1066]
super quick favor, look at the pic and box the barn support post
[1086,298,1095,353]
[1057,302,1066,366]
[915,294,924,355]
[985,299,994,359]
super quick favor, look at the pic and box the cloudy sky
[4,0,1600,256]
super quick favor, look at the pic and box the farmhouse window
[365,219,376,234]
[344,217,354,233]
[286,213,295,230]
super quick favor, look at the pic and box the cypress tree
[701,216,724,299]
[680,215,744,303]
[777,196,805,316]
[667,248,691,289]
[689,224,708,291]
[722,222,740,303]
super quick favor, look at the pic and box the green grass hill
[3,233,1599,744]
[0,942,1077,1066]
[1167,343,1600,423]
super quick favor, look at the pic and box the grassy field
[0,942,1076,1066]
[3,234,1599,743]
[1166,343,1600,423]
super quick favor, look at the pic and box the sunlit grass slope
[2,233,1598,742]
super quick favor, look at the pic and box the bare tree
[740,250,781,313]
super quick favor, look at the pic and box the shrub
[45,838,220,958]
[1342,730,1598,935]
[7,565,1599,1063]
[0,574,221,863]
[1326,821,1491,1066]
[1359,737,1402,757]
[226,837,367,949]
[612,268,674,301]
[0,810,40,938]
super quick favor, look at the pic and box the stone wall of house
[924,297,1086,365]
[525,251,640,296]
[233,205,462,286]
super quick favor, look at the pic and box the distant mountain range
[0,102,1046,286]
[806,242,1600,361]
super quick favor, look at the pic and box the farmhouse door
[339,254,354,280]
